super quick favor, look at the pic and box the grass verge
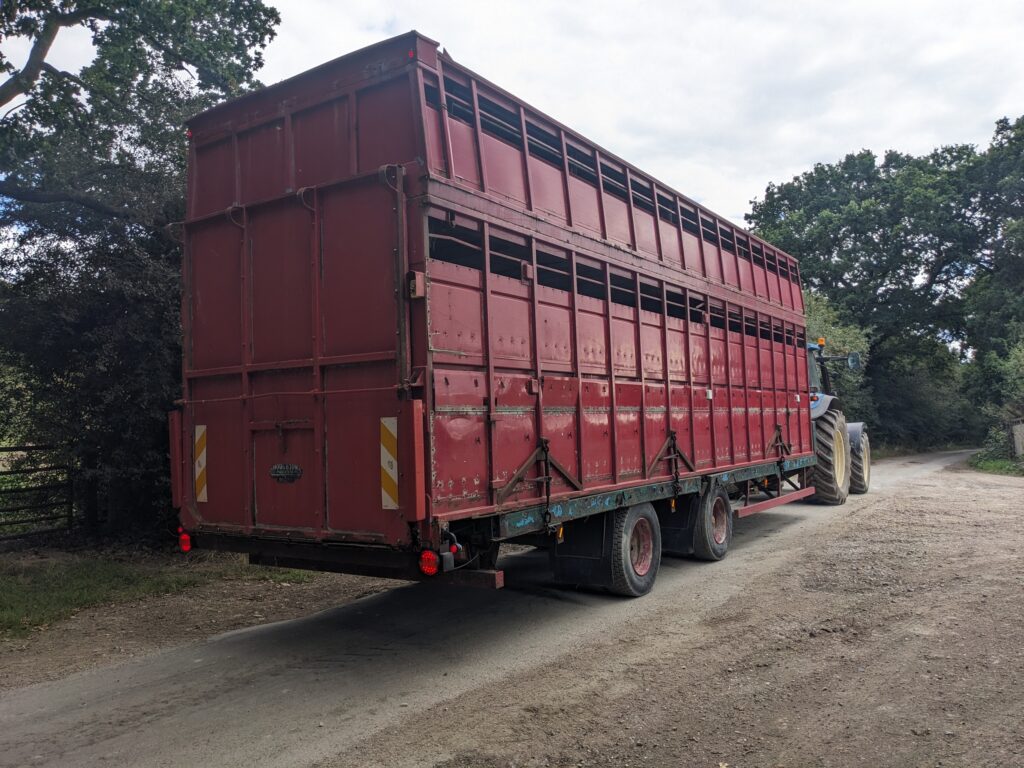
[968,455,1024,476]
[0,552,317,638]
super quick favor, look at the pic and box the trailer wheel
[692,486,733,561]
[609,503,662,597]
[849,431,870,495]
[810,409,851,504]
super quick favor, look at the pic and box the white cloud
[261,0,1024,223]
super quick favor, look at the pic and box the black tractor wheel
[810,409,852,504]
[849,430,870,495]
[609,503,662,597]
[692,485,733,561]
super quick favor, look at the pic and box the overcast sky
[6,1,1024,224]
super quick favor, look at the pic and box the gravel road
[1,450,1021,768]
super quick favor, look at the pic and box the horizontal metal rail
[0,446,73,539]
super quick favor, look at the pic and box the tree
[0,2,279,532]
[964,117,1024,358]
[746,139,995,448]
[747,147,984,347]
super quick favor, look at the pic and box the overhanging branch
[0,7,111,109]
[0,178,132,220]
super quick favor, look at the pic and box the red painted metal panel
[528,156,567,221]
[481,132,527,204]
[611,310,639,377]
[542,375,580,492]
[748,388,766,461]
[449,117,482,186]
[293,97,351,187]
[320,183,399,357]
[635,208,659,256]
[538,289,573,369]
[581,379,613,485]
[659,218,683,267]
[192,138,235,217]
[567,175,603,234]
[249,203,313,364]
[189,221,243,370]
[423,99,447,174]
[667,318,687,381]
[492,373,541,504]
[238,119,287,204]
[691,384,713,468]
[644,383,668,477]
[732,389,750,463]
[615,382,643,480]
[430,369,489,514]
[186,376,246,530]
[603,192,632,247]
[357,78,417,173]
[640,313,664,378]
[682,230,704,275]
[490,280,533,367]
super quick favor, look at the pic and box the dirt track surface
[1,451,1022,768]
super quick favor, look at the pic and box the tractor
[807,339,870,503]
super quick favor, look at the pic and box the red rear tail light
[418,549,440,576]
[178,527,192,553]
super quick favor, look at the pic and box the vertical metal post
[309,188,324,534]
[635,272,647,477]
[624,169,638,251]
[741,310,752,461]
[482,221,497,503]
[660,280,672,477]
[683,287,697,468]
[518,105,534,212]
[241,209,253,531]
[559,129,574,228]
[724,301,735,465]
[604,263,619,484]
[433,63,455,179]
[705,298,717,468]
[594,150,609,241]
[529,238,545,469]
[651,183,665,262]
[470,79,488,192]
[569,251,584,485]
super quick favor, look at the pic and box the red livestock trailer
[170,31,825,596]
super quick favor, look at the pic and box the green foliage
[867,336,982,448]
[0,2,279,531]
[749,147,982,346]
[969,453,1024,477]
[748,118,1024,449]
[965,117,1024,358]
[802,292,875,424]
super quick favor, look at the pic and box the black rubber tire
[849,430,870,495]
[609,502,662,597]
[692,485,733,561]
[810,409,852,505]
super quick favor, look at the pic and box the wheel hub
[833,429,846,486]
[711,497,728,545]
[629,517,654,577]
